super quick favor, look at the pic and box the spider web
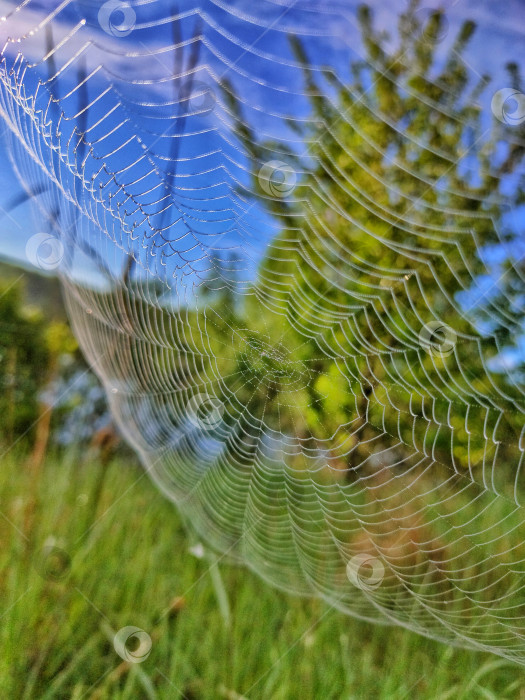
[1,0,525,663]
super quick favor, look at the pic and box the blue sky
[0,0,523,297]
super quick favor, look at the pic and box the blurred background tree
[0,262,113,457]
[0,277,49,445]
[221,2,525,484]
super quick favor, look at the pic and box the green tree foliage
[0,281,49,444]
[220,2,525,484]
[73,3,525,495]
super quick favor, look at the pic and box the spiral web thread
[1,0,525,662]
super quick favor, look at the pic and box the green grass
[0,448,523,699]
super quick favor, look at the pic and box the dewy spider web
[1,0,525,662]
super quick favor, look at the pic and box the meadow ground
[0,448,523,699]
